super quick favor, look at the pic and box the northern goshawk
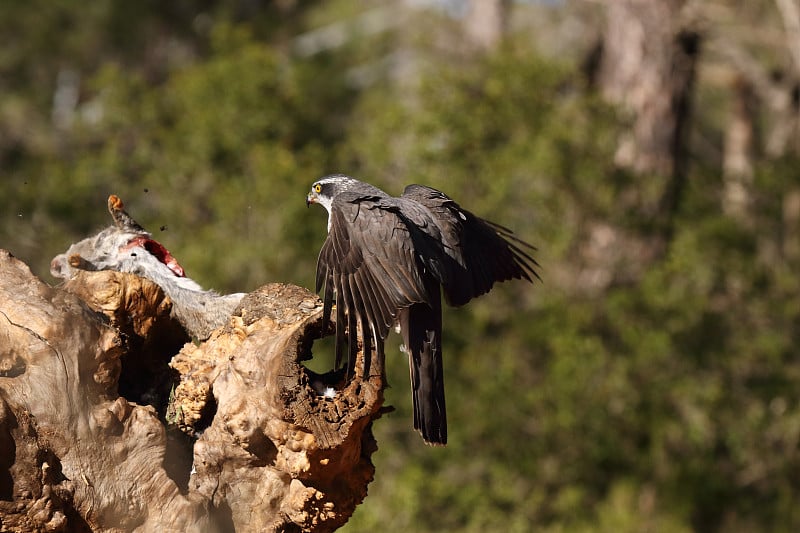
[307,174,539,445]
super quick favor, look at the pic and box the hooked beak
[306,193,317,207]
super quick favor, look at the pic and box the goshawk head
[306,174,362,213]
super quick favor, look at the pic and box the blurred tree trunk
[723,76,757,220]
[464,0,511,51]
[597,0,701,240]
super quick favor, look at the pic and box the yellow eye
[314,184,322,193]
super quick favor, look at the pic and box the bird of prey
[306,174,539,445]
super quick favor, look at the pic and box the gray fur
[51,196,244,339]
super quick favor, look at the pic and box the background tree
[2,0,800,531]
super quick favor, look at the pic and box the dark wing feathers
[341,274,359,372]
[401,184,540,307]
[316,192,431,374]
[484,219,541,279]
[348,274,373,376]
[334,286,347,370]
[315,183,538,446]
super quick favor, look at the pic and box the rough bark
[0,249,383,532]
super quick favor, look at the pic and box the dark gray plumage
[307,174,539,445]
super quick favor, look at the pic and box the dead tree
[50,195,245,340]
[0,208,385,531]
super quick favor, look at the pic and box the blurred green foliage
[2,2,800,532]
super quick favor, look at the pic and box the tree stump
[0,249,384,532]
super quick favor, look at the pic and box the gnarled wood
[0,249,383,532]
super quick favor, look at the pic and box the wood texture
[0,250,383,532]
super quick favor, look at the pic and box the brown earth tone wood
[0,249,383,532]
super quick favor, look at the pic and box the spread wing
[402,184,541,307]
[315,192,431,376]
